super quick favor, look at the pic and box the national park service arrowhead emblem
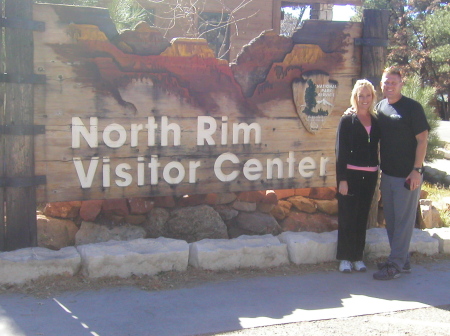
[292,71,338,134]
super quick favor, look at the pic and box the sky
[332,5,357,21]
[287,5,357,21]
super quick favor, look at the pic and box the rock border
[0,228,447,285]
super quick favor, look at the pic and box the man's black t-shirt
[376,96,430,178]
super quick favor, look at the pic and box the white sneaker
[353,261,367,272]
[339,260,352,273]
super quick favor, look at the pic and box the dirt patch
[2,252,449,299]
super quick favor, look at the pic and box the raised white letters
[71,116,332,188]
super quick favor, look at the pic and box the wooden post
[0,0,5,250]
[360,9,390,228]
[3,0,37,250]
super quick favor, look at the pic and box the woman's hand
[339,180,348,195]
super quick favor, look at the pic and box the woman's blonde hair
[350,79,377,117]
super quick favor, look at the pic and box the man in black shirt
[373,67,430,280]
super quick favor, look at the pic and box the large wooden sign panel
[32,4,362,203]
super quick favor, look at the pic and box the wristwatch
[413,167,424,174]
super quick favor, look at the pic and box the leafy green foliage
[402,74,441,162]
[359,0,450,120]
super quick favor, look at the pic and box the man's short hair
[382,66,403,79]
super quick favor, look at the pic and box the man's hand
[406,170,422,191]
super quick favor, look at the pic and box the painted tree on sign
[302,79,318,116]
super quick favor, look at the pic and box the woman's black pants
[336,169,378,261]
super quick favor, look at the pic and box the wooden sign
[32,4,362,203]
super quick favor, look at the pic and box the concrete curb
[0,246,81,285]
[189,235,289,270]
[0,228,448,285]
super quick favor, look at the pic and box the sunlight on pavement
[239,295,431,329]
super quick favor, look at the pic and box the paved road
[1,260,449,336]
[436,120,450,144]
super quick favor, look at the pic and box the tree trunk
[360,9,390,229]
[0,0,5,250]
[3,0,37,250]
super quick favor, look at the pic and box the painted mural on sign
[32,4,362,202]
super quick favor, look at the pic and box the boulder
[37,215,79,250]
[419,199,443,229]
[143,207,170,238]
[213,205,239,221]
[294,188,311,197]
[258,192,278,213]
[272,189,295,200]
[43,201,81,219]
[270,204,289,220]
[102,199,129,217]
[79,200,104,222]
[228,211,281,238]
[314,199,338,215]
[280,212,338,233]
[152,196,177,208]
[237,191,264,203]
[128,197,154,215]
[205,192,237,205]
[177,194,207,207]
[232,200,257,212]
[287,196,317,213]
[309,187,337,200]
[124,214,147,226]
[75,221,146,246]
[166,205,228,243]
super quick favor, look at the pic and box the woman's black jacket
[335,113,381,182]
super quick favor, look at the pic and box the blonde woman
[335,79,381,273]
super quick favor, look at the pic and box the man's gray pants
[380,173,422,269]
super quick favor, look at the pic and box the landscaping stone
[75,222,146,246]
[232,200,257,212]
[43,201,81,219]
[364,228,439,259]
[79,200,104,222]
[143,207,170,238]
[308,187,337,200]
[314,199,338,215]
[166,205,228,243]
[280,212,338,233]
[189,234,289,271]
[0,247,81,285]
[426,228,450,253]
[128,197,154,215]
[228,211,281,238]
[77,238,189,278]
[287,196,317,213]
[37,215,79,250]
[277,231,338,264]
[102,199,129,217]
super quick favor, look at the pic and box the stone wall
[39,186,446,251]
[38,188,339,250]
